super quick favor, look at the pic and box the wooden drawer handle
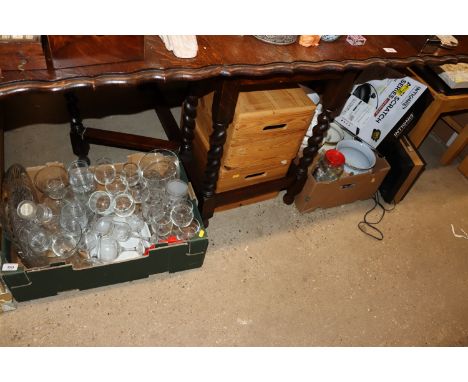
[263,123,287,131]
[245,171,266,179]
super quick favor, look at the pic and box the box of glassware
[0,152,208,302]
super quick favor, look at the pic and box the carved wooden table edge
[1,54,467,98]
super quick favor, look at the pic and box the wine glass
[170,200,194,228]
[121,162,140,187]
[67,159,95,194]
[88,191,113,216]
[93,157,116,185]
[105,175,128,195]
[34,165,69,200]
[113,193,135,218]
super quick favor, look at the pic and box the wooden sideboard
[1,35,467,225]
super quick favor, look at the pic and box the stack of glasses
[14,149,201,266]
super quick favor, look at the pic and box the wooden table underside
[1,35,468,224]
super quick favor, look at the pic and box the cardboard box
[0,154,209,302]
[335,75,431,149]
[295,155,391,213]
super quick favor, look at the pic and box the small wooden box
[196,87,315,169]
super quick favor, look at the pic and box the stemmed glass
[67,159,95,194]
[170,200,194,228]
[88,191,113,216]
[105,175,128,195]
[51,226,83,259]
[93,157,116,185]
[121,162,140,187]
[91,216,114,263]
[34,165,69,200]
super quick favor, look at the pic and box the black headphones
[353,82,378,108]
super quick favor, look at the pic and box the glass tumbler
[17,200,54,224]
[93,157,116,185]
[68,159,96,194]
[165,179,188,205]
[34,165,69,200]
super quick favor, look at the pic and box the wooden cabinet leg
[65,92,90,164]
[440,124,468,165]
[198,79,239,224]
[284,71,359,205]
[408,97,443,148]
[458,155,468,178]
[179,91,199,161]
[283,110,331,204]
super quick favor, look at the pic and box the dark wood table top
[1,35,467,98]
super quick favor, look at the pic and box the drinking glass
[27,227,52,254]
[126,214,146,233]
[141,160,177,191]
[34,165,69,200]
[111,221,134,242]
[150,215,173,241]
[17,200,54,224]
[165,179,188,204]
[80,229,98,252]
[98,237,120,263]
[137,149,180,178]
[129,178,150,204]
[88,191,113,216]
[175,219,201,241]
[142,198,166,223]
[91,216,114,263]
[60,200,88,235]
[68,159,96,194]
[113,193,135,217]
[122,162,140,187]
[170,200,194,228]
[51,228,82,259]
[105,175,128,195]
[93,157,116,185]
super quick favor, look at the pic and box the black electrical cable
[358,192,395,240]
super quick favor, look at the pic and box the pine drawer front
[192,121,291,193]
[196,88,315,168]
